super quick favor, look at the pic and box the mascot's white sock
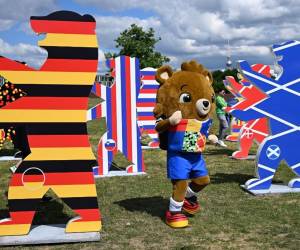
[185,186,198,199]
[169,197,184,212]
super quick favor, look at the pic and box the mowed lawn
[0,97,299,249]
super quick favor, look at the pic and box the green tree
[104,52,117,59]
[106,24,170,68]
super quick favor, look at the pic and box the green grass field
[0,99,299,249]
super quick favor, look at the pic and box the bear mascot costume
[154,60,216,228]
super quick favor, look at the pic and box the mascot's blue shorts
[167,151,208,180]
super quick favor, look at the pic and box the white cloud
[222,0,290,22]
[75,0,154,12]
[2,0,300,70]
[79,0,291,69]
[0,38,47,68]
[96,15,160,49]
[0,0,58,38]
[17,22,35,35]
[0,0,58,20]
[0,19,16,31]
[98,48,109,72]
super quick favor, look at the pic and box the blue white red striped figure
[227,41,300,190]
[91,56,145,176]
[138,68,160,148]
[91,80,101,97]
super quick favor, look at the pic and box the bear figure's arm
[229,109,264,121]
[0,57,35,83]
[239,60,276,93]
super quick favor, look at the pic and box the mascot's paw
[288,178,300,188]
[169,110,182,126]
[183,197,200,215]
[245,178,271,190]
[208,134,218,144]
[165,211,188,228]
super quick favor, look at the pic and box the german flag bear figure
[0,11,101,236]
[154,60,217,228]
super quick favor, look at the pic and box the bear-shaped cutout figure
[154,60,216,228]
[0,10,101,236]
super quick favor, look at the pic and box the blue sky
[0,1,153,45]
[0,0,299,71]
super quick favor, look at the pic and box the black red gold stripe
[14,84,92,97]
[10,172,95,186]
[16,160,96,173]
[2,97,88,110]
[8,197,99,211]
[41,46,98,60]
[0,123,88,134]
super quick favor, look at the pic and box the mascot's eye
[179,93,191,103]
[212,94,215,103]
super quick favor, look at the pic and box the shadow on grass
[210,172,254,185]
[0,149,18,156]
[33,197,74,225]
[204,147,234,156]
[0,196,74,225]
[210,172,285,185]
[115,196,168,221]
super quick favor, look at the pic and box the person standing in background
[216,89,228,147]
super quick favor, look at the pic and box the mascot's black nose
[203,100,209,108]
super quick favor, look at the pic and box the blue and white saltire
[232,40,300,190]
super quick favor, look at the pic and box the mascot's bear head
[153,60,215,121]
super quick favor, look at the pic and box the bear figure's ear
[203,70,213,86]
[156,65,173,85]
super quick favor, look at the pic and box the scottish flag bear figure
[226,40,300,191]
[154,60,217,228]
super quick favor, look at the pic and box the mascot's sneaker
[165,211,188,228]
[183,196,200,215]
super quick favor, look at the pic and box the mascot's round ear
[156,65,173,85]
[203,70,213,86]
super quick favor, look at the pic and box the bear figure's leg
[55,175,101,233]
[183,175,210,215]
[233,128,254,159]
[165,180,188,228]
[287,154,300,188]
[245,139,282,190]
[189,175,210,192]
[172,179,188,202]
[288,163,300,188]
[0,165,46,236]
